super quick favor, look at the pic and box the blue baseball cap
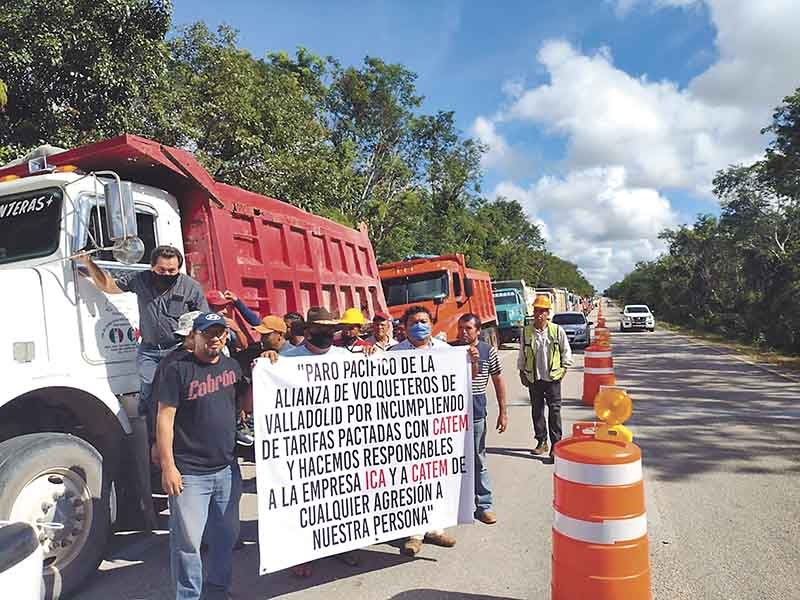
[192,312,227,332]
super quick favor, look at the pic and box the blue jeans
[136,343,178,442]
[474,417,493,514]
[168,462,242,600]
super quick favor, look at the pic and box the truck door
[75,203,158,370]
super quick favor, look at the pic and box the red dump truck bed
[0,134,387,319]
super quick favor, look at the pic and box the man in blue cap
[154,312,244,600]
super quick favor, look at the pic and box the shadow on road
[486,446,553,465]
[609,330,800,482]
[390,591,524,600]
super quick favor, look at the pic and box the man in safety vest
[517,294,573,457]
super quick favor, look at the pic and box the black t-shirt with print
[155,352,244,474]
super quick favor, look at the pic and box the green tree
[162,24,349,213]
[0,0,172,150]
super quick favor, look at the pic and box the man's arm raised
[77,254,124,294]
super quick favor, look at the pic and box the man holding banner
[252,303,474,575]
[390,305,459,557]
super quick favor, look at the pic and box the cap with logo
[175,310,203,336]
[192,312,227,332]
[306,307,339,326]
[255,315,288,334]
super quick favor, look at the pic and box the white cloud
[494,167,678,289]
[470,116,533,176]
[690,1,800,111]
[611,0,701,18]
[478,0,800,289]
[500,39,757,194]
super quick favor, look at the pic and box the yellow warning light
[593,386,634,441]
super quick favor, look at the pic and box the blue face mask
[409,322,431,341]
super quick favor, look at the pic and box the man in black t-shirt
[155,312,244,600]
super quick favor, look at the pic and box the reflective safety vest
[522,321,565,382]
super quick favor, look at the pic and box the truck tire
[0,433,112,599]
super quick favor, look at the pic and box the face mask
[154,273,179,287]
[309,331,334,349]
[409,322,431,341]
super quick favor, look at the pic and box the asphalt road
[80,304,800,600]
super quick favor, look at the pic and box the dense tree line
[0,1,594,296]
[607,88,800,353]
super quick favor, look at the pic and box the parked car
[551,311,592,348]
[620,304,655,331]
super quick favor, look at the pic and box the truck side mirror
[463,277,474,298]
[104,180,145,264]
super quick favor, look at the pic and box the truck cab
[492,288,526,343]
[379,254,498,345]
[0,164,181,596]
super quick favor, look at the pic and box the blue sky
[172,0,799,290]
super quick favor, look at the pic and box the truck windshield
[493,291,522,305]
[382,272,449,306]
[625,306,649,313]
[0,188,62,265]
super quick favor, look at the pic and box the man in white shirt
[365,312,398,350]
[390,306,457,556]
[517,295,573,458]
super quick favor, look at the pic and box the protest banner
[252,347,474,574]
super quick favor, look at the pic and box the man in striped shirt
[456,313,507,525]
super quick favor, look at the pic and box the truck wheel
[0,433,112,599]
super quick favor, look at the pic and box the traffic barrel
[551,422,652,599]
[582,342,616,406]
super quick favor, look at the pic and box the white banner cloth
[252,347,475,573]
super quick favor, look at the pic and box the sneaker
[476,510,497,525]
[532,440,549,456]
[236,417,254,446]
[402,538,423,556]
[424,531,456,547]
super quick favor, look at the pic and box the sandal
[291,563,312,577]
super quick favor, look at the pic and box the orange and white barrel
[582,354,616,407]
[551,423,652,599]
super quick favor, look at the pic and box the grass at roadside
[658,320,800,374]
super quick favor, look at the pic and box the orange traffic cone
[551,422,652,599]
[582,312,615,405]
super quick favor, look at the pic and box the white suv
[620,304,655,332]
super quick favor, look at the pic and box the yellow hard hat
[339,307,366,325]
[533,295,552,310]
